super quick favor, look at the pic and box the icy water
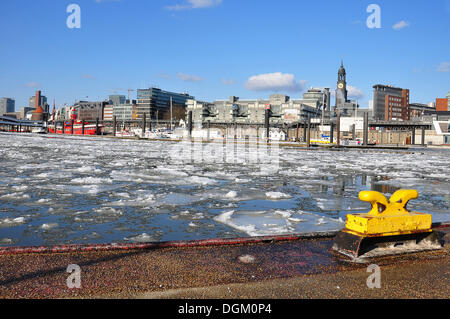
[0,132,449,247]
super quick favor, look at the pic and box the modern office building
[372,85,410,121]
[187,93,322,125]
[302,88,330,110]
[0,98,15,115]
[113,101,138,121]
[109,95,126,106]
[136,87,194,120]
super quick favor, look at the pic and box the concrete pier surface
[0,227,448,299]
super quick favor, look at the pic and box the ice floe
[0,132,448,246]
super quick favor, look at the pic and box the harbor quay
[1,116,446,149]
[0,226,448,299]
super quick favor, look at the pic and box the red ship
[48,106,103,136]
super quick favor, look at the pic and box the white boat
[32,127,47,134]
[115,129,136,138]
[144,129,180,139]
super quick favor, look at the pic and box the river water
[0,132,449,246]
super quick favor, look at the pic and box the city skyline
[0,0,449,110]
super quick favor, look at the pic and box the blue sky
[0,0,449,110]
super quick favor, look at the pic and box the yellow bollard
[333,189,442,259]
[345,190,432,236]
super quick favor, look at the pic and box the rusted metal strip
[0,231,338,256]
[1,223,448,256]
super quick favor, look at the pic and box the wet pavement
[0,228,448,299]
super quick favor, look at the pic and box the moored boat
[48,107,103,135]
[32,127,47,134]
[48,121,101,135]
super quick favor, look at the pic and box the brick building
[372,85,410,121]
[384,89,410,121]
[436,98,449,112]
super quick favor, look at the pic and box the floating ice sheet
[0,132,448,246]
[213,210,344,237]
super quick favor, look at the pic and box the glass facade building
[0,98,15,115]
[114,103,137,121]
[136,87,194,120]
[109,95,126,106]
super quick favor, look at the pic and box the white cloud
[330,85,365,100]
[393,20,410,30]
[166,0,222,10]
[438,62,450,72]
[245,72,306,93]
[347,85,365,99]
[177,72,204,82]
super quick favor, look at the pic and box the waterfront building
[372,85,410,121]
[29,91,49,113]
[19,106,35,119]
[136,87,194,120]
[74,101,109,121]
[54,107,67,121]
[103,104,114,121]
[186,93,322,125]
[302,88,330,110]
[409,103,436,119]
[436,93,449,112]
[436,98,448,112]
[113,101,138,121]
[108,95,126,106]
[31,105,45,121]
[0,98,15,115]
[3,112,20,119]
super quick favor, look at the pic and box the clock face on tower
[338,83,344,89]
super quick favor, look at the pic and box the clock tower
[336,59,348,107]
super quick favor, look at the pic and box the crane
[127,89,135,101]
